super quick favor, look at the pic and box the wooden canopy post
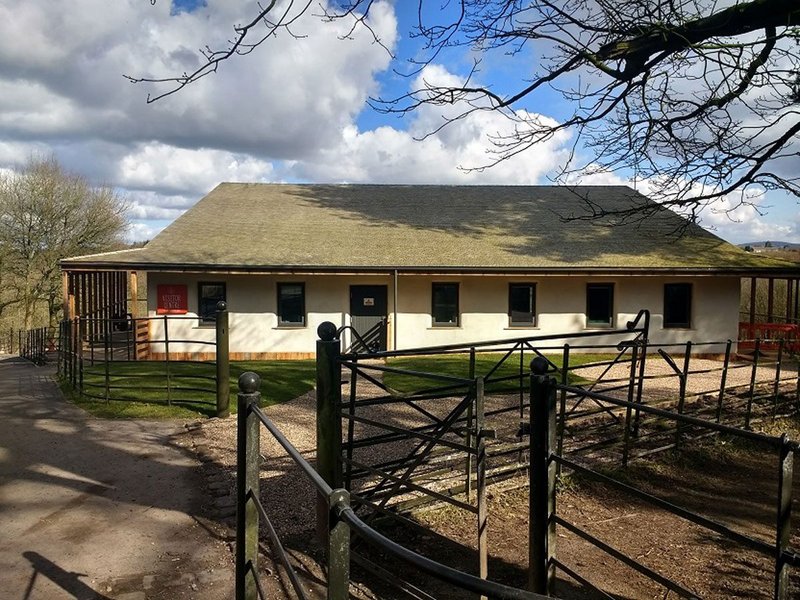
[62,272,70,321]
[749,277,757,325]
[129,271,139,318]
[768,277,775,322]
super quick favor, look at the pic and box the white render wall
[146,272,741,355]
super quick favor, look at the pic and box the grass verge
[61,359,316,419]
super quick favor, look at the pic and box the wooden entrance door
[349,285,388,352]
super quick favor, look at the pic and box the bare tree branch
[133,0,800,223]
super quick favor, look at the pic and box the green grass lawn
[63,359,316,419]
[383,353,614,393]
[62,352,620,418]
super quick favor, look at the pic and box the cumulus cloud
[292,64,572,184]
[0,0,397,155]
[126,222,164,243]
[563,165,798,244]
[0,1,795,244]
[118,144,275,195]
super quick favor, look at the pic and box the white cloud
[118,144,275,195]
[0,0,397,156]
[292,64,572,184]
[126,222,164,243]
[562,165,800,243]
[0,1,795,247]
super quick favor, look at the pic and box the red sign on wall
[157,284,188,314]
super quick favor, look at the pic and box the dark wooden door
[349,285,388,352]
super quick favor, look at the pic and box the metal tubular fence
[56,302,230,416]
[324,315,650,597]
[335,312,651,535]
[234,362,551,600]
[260,312,798,599]
[18,326,58,365]
[610,338,800,463]
[542,373,800,600]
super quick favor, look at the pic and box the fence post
[716,340,732,423]
[476,376,488,592]
[71,318,77,387]
[236,372,261,600]
[775,435,793,600]
[344,355,358,491]
[529,356,556,596]
[772,339,784,420]
[163,315,171,406]
[796,354,800,413]
[622,343,639,467]
[327,488,351,600]
[216,301,231,418]
[106,316,114,365]
[465,347,476,500]
[556,344,569,475]
[90,318,95,366]
[316,322,343,546]
[77,318,84,397]
[104,331,111,404]
[675,341,692,450]
[746,338,761,429]
[56,323,62,377]
[632,324,650,438]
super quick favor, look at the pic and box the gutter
[59,261,800,278]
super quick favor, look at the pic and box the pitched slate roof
[62,183,799,274]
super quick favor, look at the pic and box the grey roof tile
[62,183,799,272]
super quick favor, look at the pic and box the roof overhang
[59,261,800,278]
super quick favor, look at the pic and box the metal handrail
[558,383,797,450]
[242,382,553,600]
[350,311,649,359]
[338,505,547,600]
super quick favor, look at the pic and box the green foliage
[740,277,799,322]
[63,359,316,419]
[0,156,128,330]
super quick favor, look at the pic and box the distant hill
[738,241,800,250]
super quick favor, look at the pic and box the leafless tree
[130,0,800,221]
[0,157,128,328]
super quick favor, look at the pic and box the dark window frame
[586,283,614,327]
[508,283,537,327]
[431,282,460,327]
[198,282,226,325]
[663,283,692,329]
[277,282,306,327]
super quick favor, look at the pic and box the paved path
[0,356,234,600]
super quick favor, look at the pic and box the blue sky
[0,0,796,245]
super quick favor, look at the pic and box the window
[509,283,536,326]
[198,282,226,324]
[432,283,459,326]
[278,283,306,326]
[586,283,614,327]
[664,283,692,328]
